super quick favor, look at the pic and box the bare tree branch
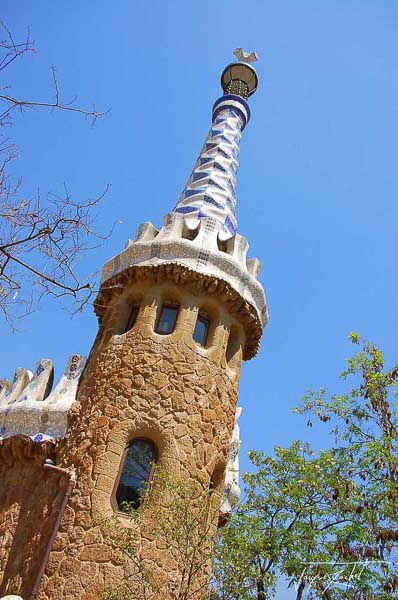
[0,21,112,326]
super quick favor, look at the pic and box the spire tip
[233,48,259,64]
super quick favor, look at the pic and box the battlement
[0,354,86,441]
[100,211,268,322]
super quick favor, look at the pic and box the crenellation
[2,368,32,406]
[0,354,86,441]
[134,221,159,243]
[17,358,54,404]
[231,232,249,264]
[100,209,267,334]
[0,380,10,405]
[246,256,261,277]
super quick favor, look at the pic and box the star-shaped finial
[233,48,259,64]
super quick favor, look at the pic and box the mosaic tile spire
[174,53,258,240]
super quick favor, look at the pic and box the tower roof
[173,51,259,240]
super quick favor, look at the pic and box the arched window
[155,303,179,335]
[115,439,157,512]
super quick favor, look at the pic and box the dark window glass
[155,304,179,335]
[193,315,209,346]
[116,439,157,511]
[125,305,139,332]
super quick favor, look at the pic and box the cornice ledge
[95,262,265,360]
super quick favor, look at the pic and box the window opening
[155,304,179,335]
[116,439,157,512]
[193,314,209,346]
[182,224,199,241]
[217,238,227,253]
[125,305,139,333]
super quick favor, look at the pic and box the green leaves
[213,336,398,599]
[349,332,360,345]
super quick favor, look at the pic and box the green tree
[212,442,355,599]
[212,335,398,599]
[298,334,398,597]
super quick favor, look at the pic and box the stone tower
[0,52,267,599]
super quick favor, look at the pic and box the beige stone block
[79,560,99,588]
[82,527,102,546]
[189,415,203,429]
[95,416,109,428]
[80,573,105,600]
[95,474,114,494]
[79,544,113,562]
[101,564,124,588]
[42,575,65,600]
[104,406,119,418]
[75,511,92,530]
[203,409,216,422]
[45,551,63,577]
[59,556,82,577]
[59,505,75,533]
[174,424,189,438]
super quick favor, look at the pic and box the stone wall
[0,437,64,599]
[36,276,243,599]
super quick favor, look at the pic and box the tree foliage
[212,335,398,599]
[0,21,111,325]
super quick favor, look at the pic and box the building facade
[0,53,267,599]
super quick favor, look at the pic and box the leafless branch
[0,20,34,73]
[0,21,112,326]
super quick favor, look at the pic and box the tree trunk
[295,580,305,600]
[257,578,266,599]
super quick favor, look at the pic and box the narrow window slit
[155,304,179,335]
[193,314,210,347]
[124,305,139,333]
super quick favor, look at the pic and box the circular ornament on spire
[221,49,259,99]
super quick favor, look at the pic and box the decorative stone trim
[99,211,268,348]
[95,263,263,359]
[0,355,86,441]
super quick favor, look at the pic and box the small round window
[115,439,157,512]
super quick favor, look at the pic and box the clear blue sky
[2,2,398,596]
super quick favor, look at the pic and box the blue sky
[2,2,398,596]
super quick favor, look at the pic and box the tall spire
[174,51,259,240]
[97,50,268,359]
